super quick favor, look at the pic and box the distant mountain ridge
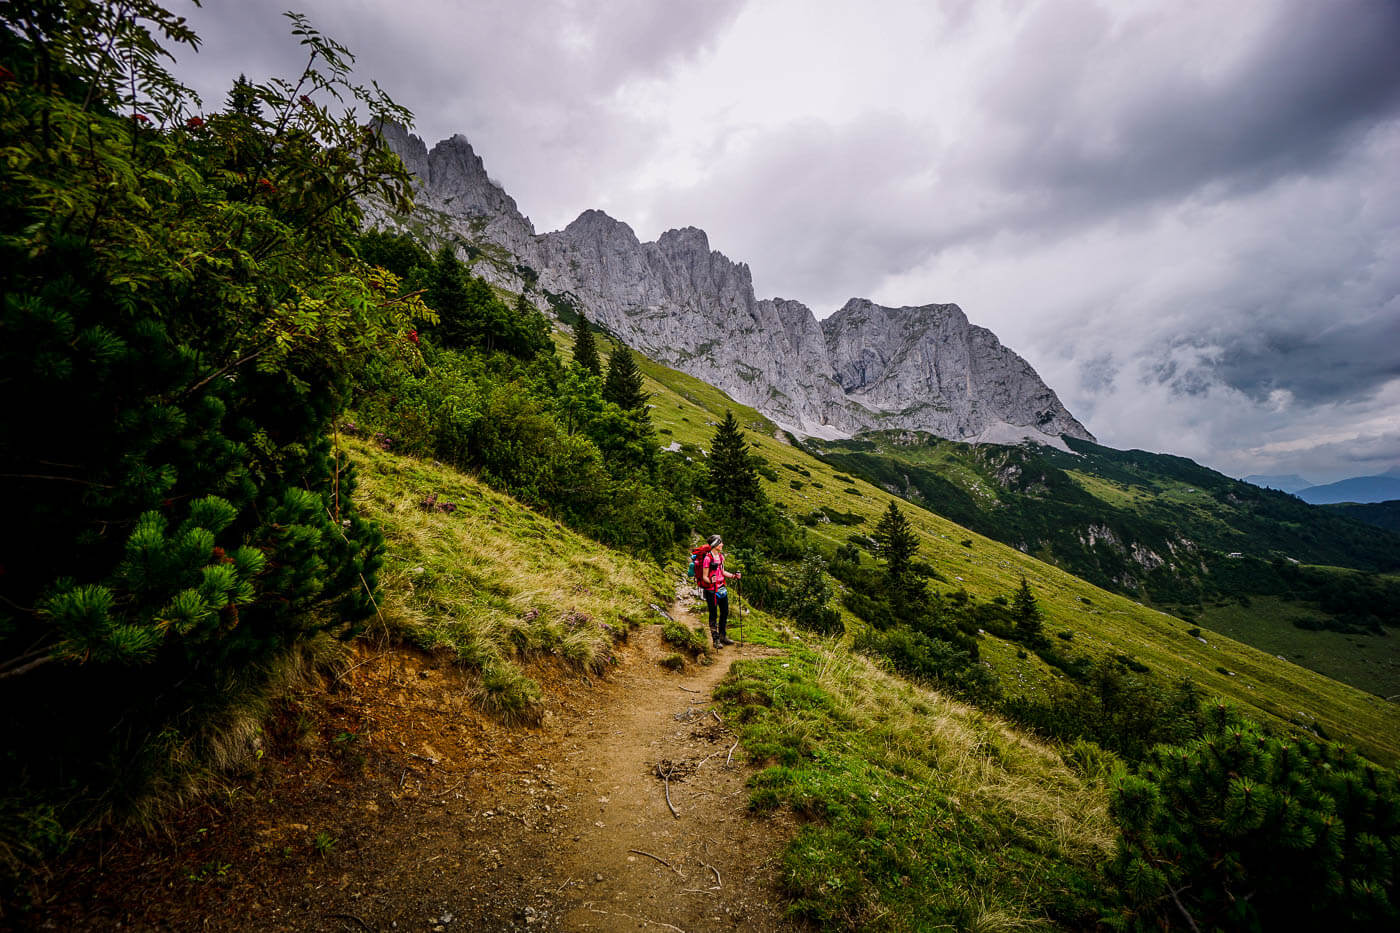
[372,124,1093,447]
[1297,475,1400,505]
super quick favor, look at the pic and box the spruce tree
[572,313,601,376]
[874,501,919,585]
[1012,577,1043,639]
[225,74,261,118]
[707,410,762,513]
[603,343,649,412]
[426,243,474,346]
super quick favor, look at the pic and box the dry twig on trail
[678,685,702,693]
[726,740,739,766]
[653,759,695,818]
[702,861,722,888]
[710,709,722,723]
[629,848,684,876]
[657,762,680,818]
[329,653,380,684]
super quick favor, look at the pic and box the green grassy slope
[809,432,1400,586]
[344,434,674,720]
[606,340,1400,765]
[1193,595,1400,700]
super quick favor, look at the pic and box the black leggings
[703,588,729,640]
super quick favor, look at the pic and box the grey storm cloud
[979,0,1400,214]
[1214,313,1400,407]
[173,0,745,219]
[165,0,1400,483]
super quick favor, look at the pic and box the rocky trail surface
[29,604,797,932]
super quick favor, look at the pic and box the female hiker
[699,534,740,648]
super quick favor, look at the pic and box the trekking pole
[736,575,744,644]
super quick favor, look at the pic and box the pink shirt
[701,551,725,591]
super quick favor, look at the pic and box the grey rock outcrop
[374,124,1094,445]
[822,299,1092,443]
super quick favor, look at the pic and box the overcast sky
[171,0,1400,484]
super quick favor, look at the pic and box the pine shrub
[1110,705,1400,930]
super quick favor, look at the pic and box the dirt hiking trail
[30,601,801,932]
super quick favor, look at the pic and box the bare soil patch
[22,604,798,932]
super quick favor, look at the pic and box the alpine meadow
[3,3,1399,932]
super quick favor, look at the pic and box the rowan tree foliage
[572,312,601,376]
[0,0,431,858]
[1111,705,1400,930]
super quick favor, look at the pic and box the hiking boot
[720,637,736,646]
[712,641,725,650]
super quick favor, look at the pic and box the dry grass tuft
[814,644,1116,860]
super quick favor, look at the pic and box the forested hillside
[805,431,1400,696]
[1327,500,1400,534]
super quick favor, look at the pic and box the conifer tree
[707,410,762,513]
[603,343,649,412]
[572,312,601,376]
[1012,576,1043,638]
[874,501,919,585]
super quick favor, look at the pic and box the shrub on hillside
[351,340,695,560]
[780,554,842,636]
[1111,706,1400,930]
[1000,664,1204,761]
[0,2,426,886]
[855,627,999,704]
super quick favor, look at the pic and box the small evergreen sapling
[1012,576,1043,640]
[707,410,763,513]
[572,313,601,376]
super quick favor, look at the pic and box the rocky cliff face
[374,124,1094,445]
[822,299,1092,443]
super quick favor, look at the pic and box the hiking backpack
[687,545,712,583]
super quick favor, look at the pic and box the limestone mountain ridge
[374,123,1094,445]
